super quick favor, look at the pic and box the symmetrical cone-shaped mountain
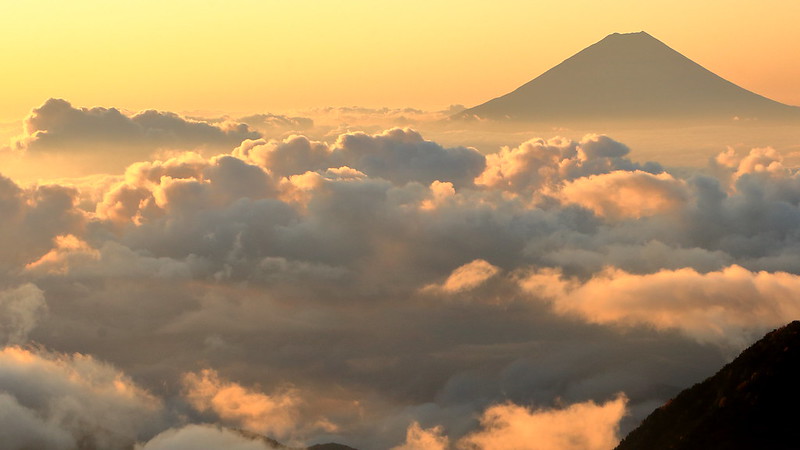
[459,32,800,122]
[615,321,800,450]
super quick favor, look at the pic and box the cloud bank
[1,108,799,448]
[14,99,260,154]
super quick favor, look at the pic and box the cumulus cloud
[136,424,281,450]
[521,265,800,347]
[476,134,662,195]
[2,122,800,449]
[558,170,688,220]
[182,369,302,440]
[235,128,485,188]
[423,259,501,294]
[0,346,164,449]
[13,98,260,153]
[391,422,449,450]
[0,392,74,450]
[458,395,628,450]
[391,396,627,450]
[0,175,85,271]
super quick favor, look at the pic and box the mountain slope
[615,321,800,450]
[459,32,800,122]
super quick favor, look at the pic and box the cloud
[0,392,74,450]
[0,284,47,344]
[237,113,314,133]
[13,98,260,153]
[423,259,501,294]
[2,123,800,448]
[0,346,164,450]
[182,369,302,440]
[558,170,688,220]
[521,265,800,347]
[0,175,85,271]
[136,425,279,450]
[234,135,334,178]
[458,395,628,450]
[236,128,485,188]
[391,422,449,450]
[476,134,662,195]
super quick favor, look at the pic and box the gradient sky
[2,0,799,121]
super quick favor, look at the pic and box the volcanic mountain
[458,31,800,123]
[615,321,800,450]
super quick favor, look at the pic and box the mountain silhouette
[615,321,800,450]
[231,429,358,450]
[458,32,800,123]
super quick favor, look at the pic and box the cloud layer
[15,99,260,153]
[1,110,800,448]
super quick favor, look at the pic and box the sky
[2,2,800,450]
[2,0,800,121]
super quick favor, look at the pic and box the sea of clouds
[1,99,800,449]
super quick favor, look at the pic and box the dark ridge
[307,444,359,450]
[615,321,800,450]
[457,31,800,123]
[232,429,358,450]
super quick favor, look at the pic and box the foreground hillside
[616,321,800,450]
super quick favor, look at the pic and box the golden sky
[2,0,799,120]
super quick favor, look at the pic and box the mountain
[232,429,358,450]
[457,31,800,123]
[615,321,800,450]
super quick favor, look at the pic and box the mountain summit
[458,31,800,122]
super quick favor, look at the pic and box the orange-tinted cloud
[0,346,163,449]
[423,259,501,294]
[559,170,687,220]
[459,395,627,450]
[391,422,449,450]
[521,265,800,347]
[182,369,301,439]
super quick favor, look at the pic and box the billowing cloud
[423,259,501,294]
[391,422,449,450]
[458,395,628,450]
[13,98,260,153]
[236,128,485,188]
[521,265,800,347]
[558,170,688,220]
[0,346,164,450]
[0,175,85,271]
[136,425,279,450]
[182,369,302,440]
[1,119,800,449]
[476,134,662,195]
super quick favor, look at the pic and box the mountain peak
[605,31,652,38]
[458,32,800,123]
